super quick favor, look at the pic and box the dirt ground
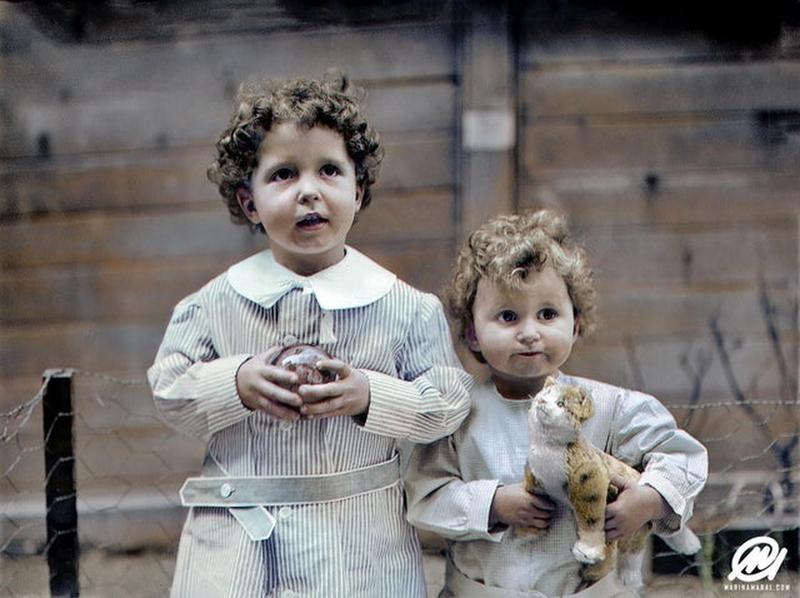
[1,550,796,597]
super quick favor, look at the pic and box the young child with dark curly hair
[405,209,707,597]
[147,74,472,597]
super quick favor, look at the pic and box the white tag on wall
[462,109,515,151]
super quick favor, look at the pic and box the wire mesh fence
[1,362,798,596]
[1,369,204,596]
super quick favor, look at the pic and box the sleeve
[146,298,254,441]
[609,389,708,536]
[405,433,506,542]
[360,294,473,443]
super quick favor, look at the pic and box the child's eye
[320,164,340,177]
[498,310,517,323]
[538,308,559,321]
[270,168,294,182]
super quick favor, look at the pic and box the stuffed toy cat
[522,377,700,590]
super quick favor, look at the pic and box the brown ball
[271,345,335,389]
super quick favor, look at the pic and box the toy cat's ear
[575,387,594,421]
[544,376,557,389]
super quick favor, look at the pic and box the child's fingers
[605,526,622,540]
[315,359,350,377]
[254,379,303,408]
[305,405,351,420]
[520,512,550,528]
[261,365,299,389]
[300,395,347,417]
[524,502,553,521]
[604,512,620,533]
[297,381,345,404]
[254,396,301,422]
[530,494,555,510]
[608,473,630,491]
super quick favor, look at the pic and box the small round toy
[271,345,335,389]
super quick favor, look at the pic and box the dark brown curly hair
[446,209,597,361]
[207,72,383,232]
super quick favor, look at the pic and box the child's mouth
[296,213,328,230]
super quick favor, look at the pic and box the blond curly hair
[207,72,383,233]
[446,209,597,359]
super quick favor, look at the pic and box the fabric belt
[179,453,402,542]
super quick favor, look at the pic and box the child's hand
[604,474,668,541]
[236,350,303,421]
[489,482,555,529]
[297,359,370,419]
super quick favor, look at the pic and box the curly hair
[207,72,383,232]
[446,209,597,360]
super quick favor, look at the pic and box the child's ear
[464,323,481,353]
[572,314,581,341]
[236,187,260,224]
[355,185,364,211]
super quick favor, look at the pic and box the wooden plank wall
[0,6,459,410]
[0,3,460,519]
[517,16,800,473]
[2,1,798,531]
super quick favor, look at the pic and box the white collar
[227,246,397,310]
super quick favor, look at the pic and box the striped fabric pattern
[148,258,472,597]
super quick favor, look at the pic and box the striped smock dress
[147,247,473,597]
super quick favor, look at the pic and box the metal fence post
[42,369,79,597]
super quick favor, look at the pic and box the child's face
[467,266,578,399]
[240,122,362,275]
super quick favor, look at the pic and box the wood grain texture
[1,25,455,158]
[522,61,800,117]
[522,117,800,175]
[0,134,454,218]
[520,172,800,227]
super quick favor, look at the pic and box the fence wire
[1,366,797,597]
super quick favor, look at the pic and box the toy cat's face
[529,377,594,440]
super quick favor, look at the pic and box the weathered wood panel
[0,188,454,269]
[522,118,800,175]
[594,287,797,339]
[521,61,800,117]
[0,190,454,323]
[579,227,795,289]
[519,16,799,469]
[565,335,793,404]
[0,133,454,219]
[0,240,455,379]
[1,25,455,158]
[521,30,718,66]
[520,173,800,227]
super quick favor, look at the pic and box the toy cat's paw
[617,551,644,588]
[572,540,605,564]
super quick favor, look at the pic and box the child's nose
[296,174,321,203]
[517,321,542,343]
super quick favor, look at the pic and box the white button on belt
[278,507,292,520]
[282,334,298,346]
[219,483,233,498]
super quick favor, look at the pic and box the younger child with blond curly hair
[405,209,707,597]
